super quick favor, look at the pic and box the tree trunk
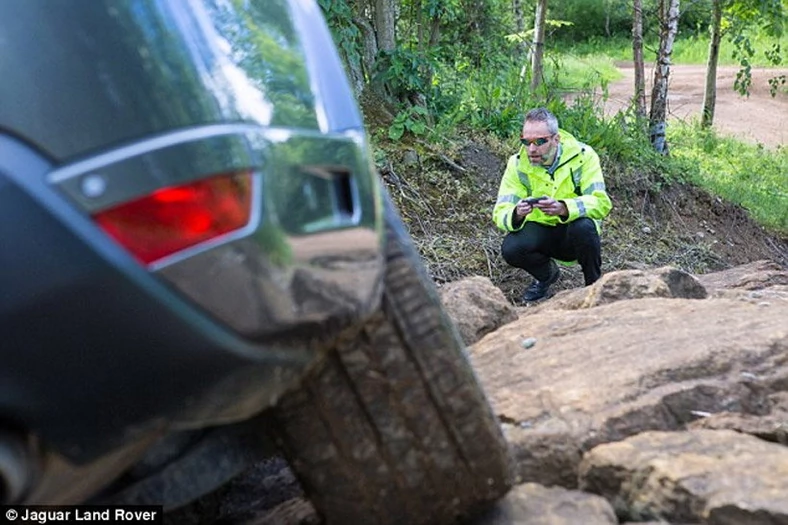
[344,53,365,96]
[531,0,548,91]
[373,0,396,53]
[416,0,425,53]
[632,0,647,117]
[649,0,680,155]
[701,0,723,128]
[428,16,441,47]
[353,14,378,83]
[350,0,386,98]
[513,0,526,56]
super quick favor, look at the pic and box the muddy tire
[271,198,513,525]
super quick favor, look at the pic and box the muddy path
[603,64,787,148]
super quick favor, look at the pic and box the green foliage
[432,45,620,140]
[727,0,785,37]
[669,123,788,233]
[767,70,787,96]
[389,105,430,140]
[724,0,786,95]
[428,0,513,67]
[316,0,363,71]
[548,0,715,42]
[439,63,534,138]
[732,33,756,95]
[374,48,434,101]
[764,41,784,65]
[547,0,634,41]
[505,20,575,47]
[318,0,786,239]
[556,98,654,165]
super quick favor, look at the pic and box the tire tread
[272,213,512,525]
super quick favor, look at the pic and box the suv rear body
[1,0,384,503]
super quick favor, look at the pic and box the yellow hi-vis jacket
[492,129,612,233]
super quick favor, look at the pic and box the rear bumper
[0,125,384,463]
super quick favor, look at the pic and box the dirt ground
[604,64,788,148]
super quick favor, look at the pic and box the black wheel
[271,196,513,525]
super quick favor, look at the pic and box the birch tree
[632,0,647,118]
[649,0,680,154]
[701,0,724,128]
[531,0,548,90]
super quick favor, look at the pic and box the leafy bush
[439,63,535,138]
[388,106,430,140]
[374,48,434,101]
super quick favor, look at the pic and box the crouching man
[492,107,613,302]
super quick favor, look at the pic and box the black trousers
[501,218,602,285]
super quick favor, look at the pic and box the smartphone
[524,196,547,205]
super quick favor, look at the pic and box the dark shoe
[522,264,560,302]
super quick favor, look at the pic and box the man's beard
[529,150,553,166]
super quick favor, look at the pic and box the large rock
[469,483,617,525]
[439,276,518,345]
[696,259,788,291]
[709,284,788,304]
[470,293,788,488]
[687,409,788,445]
[697,260,788,304]
[524,266,707,315]
[578,429,788,523]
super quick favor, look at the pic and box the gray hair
[524,108,559,134]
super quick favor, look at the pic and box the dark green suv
[0,1,512,522]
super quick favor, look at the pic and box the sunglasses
[520,135,553,147]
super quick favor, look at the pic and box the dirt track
[604,64,787,148]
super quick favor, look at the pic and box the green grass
[560,32,788,67]
[545,50,624,90]
[668,123,788,234]
[672,31,788,66]
[557,36,635,62]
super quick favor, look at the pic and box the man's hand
[514,199,535,220]
[533,197,568,218]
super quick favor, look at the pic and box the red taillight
[93,171,253,265]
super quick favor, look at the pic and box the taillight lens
[93,171,253,265]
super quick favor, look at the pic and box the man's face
[521,120,559,167]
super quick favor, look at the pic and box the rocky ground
[451,260,788,525]
[177,260,788,524]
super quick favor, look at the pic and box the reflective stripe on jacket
[492,129,612,232]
